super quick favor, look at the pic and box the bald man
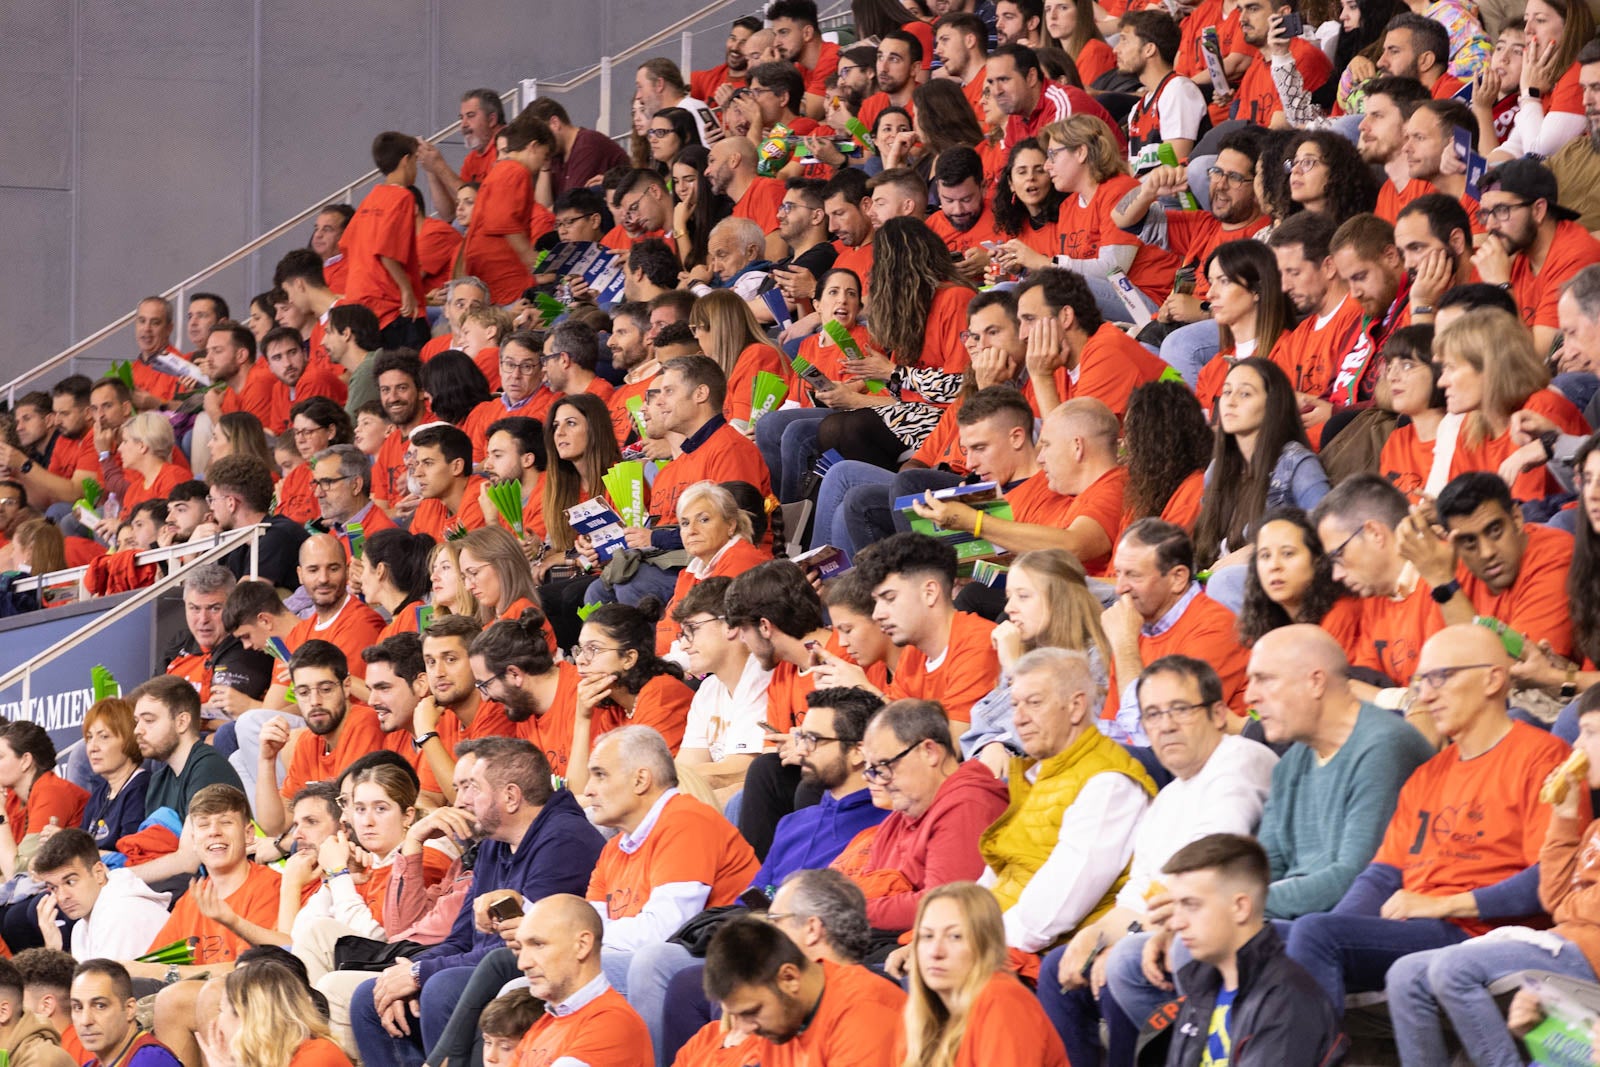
[1282,625,1573,1013]
[511,895,652,1065]
[705,138,787,260]
[1103,624,1437,1029]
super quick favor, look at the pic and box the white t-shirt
[681,655,775,761]
[676,96,724,147]
[1154,75,1207,144]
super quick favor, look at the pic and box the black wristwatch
[1539,429,1561,462]
[18,460,32,475]
[413,731,439,750]
[1430,578,1461,604]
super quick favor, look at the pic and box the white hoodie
[71,868,173,961]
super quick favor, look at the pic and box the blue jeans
[662,963,717,1064]
[1085,275,1158,325]
[1388,934,1598,1067]
[583,561,681,607]
[812,461,894,553]
[1285,912,1470,1011]
[349,964,478,1067]
[626,941,698,1067]
[756,408,832,503]
[426,948,523,1067]
[1160,319,1221,388]
[1037,943,1143,1067]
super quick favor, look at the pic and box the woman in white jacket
[280,763,451,981]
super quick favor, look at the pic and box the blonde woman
[1434,308,1589,499]
[112,411,186,535]
[689,290,798,430]
[898,883,1068,1067]
[426,541,479,619]
[199,959,352,1067]
[458,526,542,625]
[1039,115,1178,319]
[656,481,768,654]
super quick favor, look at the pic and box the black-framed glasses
[1476,200,1533,225]
[793,731,845,753]
[1138,701,1210,728]
[473,671,505,696]
[863,740,921,784]
[1326,525,1365,565]
[1207,165,1253,186]
[311,475,354,492]
[646,127,676,139]
[679,615,726,643]
[1409,663,1497,694]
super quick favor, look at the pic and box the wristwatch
[18,460,32,475]
[1561,664,1580,701]
[413,731,439,750]
[1430,578,1462,604]
[1527,86,1544,99]
[1539,429,1561,462]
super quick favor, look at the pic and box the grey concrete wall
[0,0,765,388]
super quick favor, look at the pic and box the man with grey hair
[308,444,391,561]
[916,647,1154,967]
[168,563,273,727]
[579,726,760,998]
[706,215,772,298]
[423,276,492,360]
[541,321,613,401]
[1503,262,1600,494]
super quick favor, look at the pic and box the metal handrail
[0,522,267,714]
[10,0,855,405]
[10,521,267,593]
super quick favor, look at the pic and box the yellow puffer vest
[979,726,1157,946]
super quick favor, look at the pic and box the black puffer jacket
[1164,924,1347,1067]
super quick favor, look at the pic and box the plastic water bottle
[1155,143,1201,211]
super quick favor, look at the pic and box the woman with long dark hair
[420,350,493,427]
[988,139,1065,281]
[670,145,729,274]
[1375,325,1448,500]
[1489,0,1594,157]
[863,107,917,178]
[689,290,797,429]
[278,396,353,525]
[645,107,698,171]
[1236,507,1359,647]
[565,600,695,793]
[910,80,984,160]
[363,528,438,639]
[1331,0,1401,113]
[1282,130,1378,222]
[811,217,975,469]
[538,393,626,647]
[1193,357,1329,572]
[1044,0,1114,85]
[1192,240,1293,412]
[1122,380,1212,532]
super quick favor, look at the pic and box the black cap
[1482,158,1580,222]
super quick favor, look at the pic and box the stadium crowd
[12,0,1600,1062]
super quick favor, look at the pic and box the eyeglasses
[1045,146,1075,162]
[554,214,594,229]
[539,352,566,364]
[570,643,624,663]
[776,201,800,215]
[793,731,845,753]
[645,128,676,139]
[292,426,330,439]
[863,740,921,784]
[292,681,342,701]
[1408,663,1496,695]
[0,499,21,509]
[1138,701,1210,728]
[311,475,354,492]
[749,85,778,96]
[621,192,650,217]
[1476,200,1533,225]
[473,671,506,696]
[1207,165,1254,186]
[1326,525,1365,564]
[679,615,726,642]
[500,358,541,375]
[1283,156,1325,174]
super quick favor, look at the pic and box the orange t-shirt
[891,972,1069,1067]
[379,728,442,795]
[1078,39,1117,89]
[267,364,349,436]
[1104,590,1248,718]
[287,597,387,680]
[648,422,771,528]
[1165,213,1271,302]
[798,41,842,95]
[1232,38,1330,126]
[741,961,906,1067]
[726,343,799,425]
[1510,220,1600,331]
[586,792,760,919]
[341,183,424,328]
[286,1037,353,1067]
[1373,720,1570,936]
[280,703,390,800]
[276,462,319,525]
[418,218,463,296]
[461,142,498,184]
[672,1023,763,1067]
[464,160,536,305]
[513,986,650,1067]
[436,697,520,750]
[131,349,191,402]
[122,463,186,512]
[928,208,1000,255]
[1057,465,1128,576]
[608,378,651,445]
[1158,469,1206,532]
[657,538,770,653]
[1058,175,1178,303]
[594,673,697,755]
[149,863,281,965]
[410,475,489,540]
[5,772,88,836]
[732,176,787,233]
[1376,177,1434,223]
[1348,580,1444,685]
[1069,323,1171,418]
[1380,422,1435,502]
[1457,523,1574,657]
[516,662,583,779]
[885,610,999,727]
[903,285,976,394]
[1267,294,1365,401]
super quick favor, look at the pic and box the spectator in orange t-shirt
[462,115,556,306]
[341,132,428,350]
[580,727,761,996]
[112,412,186,518]
[409,426,488,541]
[544,322,617,408]
[262,327,348,437]
[1101,519,1250,739]
[702,917,905,1066]
[1287,624,1571,1009]
[1018,269,1170,419]
[707,140,787,260]
[811,532,1000,731]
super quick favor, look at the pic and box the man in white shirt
[671,576,774,800]
[1117,10,1206,164]
[635,58,722,146]
[1036,654,1278,1067]
[31,829,171,961]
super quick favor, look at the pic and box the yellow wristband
[973,512,984,540]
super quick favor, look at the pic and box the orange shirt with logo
[586,792,760,920]
[149,863,281,964]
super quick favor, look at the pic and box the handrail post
[249,524,260,580]
[681,30,693,75]
[598,56,613,137]
[520,78,539,111]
